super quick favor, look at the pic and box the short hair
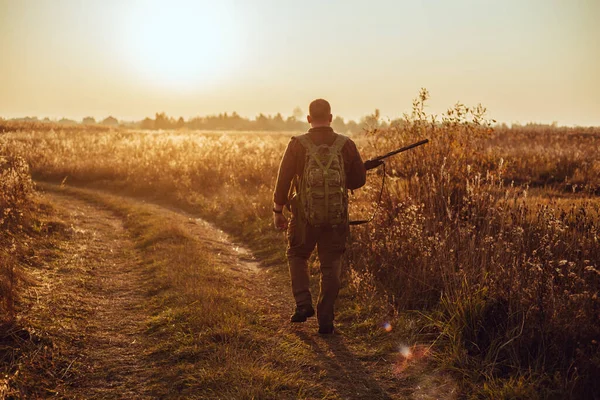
[309,99,331,122]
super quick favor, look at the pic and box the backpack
[296,134,348,227]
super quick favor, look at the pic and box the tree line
[138,111,379,134]
[3,109,394,134]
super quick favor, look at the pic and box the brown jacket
[273,127,366,206]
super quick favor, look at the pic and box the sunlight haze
[1,0,598,126]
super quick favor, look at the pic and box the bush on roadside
[0,151,36,321]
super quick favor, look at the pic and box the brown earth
[11,186,455,399]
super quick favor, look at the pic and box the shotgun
[364,138,429,170]
[352,138,429,225]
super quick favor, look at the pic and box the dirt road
[23,190,156,397]
[18,185,453,399]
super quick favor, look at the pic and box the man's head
[307,99,332,127]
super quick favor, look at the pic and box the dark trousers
[286,216,347,326]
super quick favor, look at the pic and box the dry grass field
[1,95,599,398]
[0,153,36,319]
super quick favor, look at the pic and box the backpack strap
[297,133,347,151]
[297,134,326,170]
[296,134,315,152]
[297,133,348,170]
[331,135,348,152]
[325,135,348,170]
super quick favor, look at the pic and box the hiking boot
[318,324,335,335]
[290,306,315,323]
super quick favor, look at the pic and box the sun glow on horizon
[119,1,244,92]
[0,0,598,125]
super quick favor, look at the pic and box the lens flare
[383,322,393,332]
[399,344,412,358]
[394,344,430,375]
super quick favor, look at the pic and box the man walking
[272,99,377,334]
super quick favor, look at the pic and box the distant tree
[141,117,155,130]
[361,109,381,130]
[58,118,77,125]
[285,116,296,127]
[332,116,347,133]
[154,112,174,130]
[272,113,285,130]
[82,116,96,125]
[176,116,185,129]
[228,111,246,130]
[101,116,119,126]
[255,113,270,130]
[284,115,309,131]
[346,119,359,134]
[292,106,304,120]
[187,116,204,130]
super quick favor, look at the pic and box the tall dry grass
[348,90,600,398]
[0,150,36,321]
[2,92,599,397]
[3,127,290,263]
[489,124,600,193]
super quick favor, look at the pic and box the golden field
[1,96,599,398]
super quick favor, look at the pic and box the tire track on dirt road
[29,190,154,398]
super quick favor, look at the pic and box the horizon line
[3,111,600,129]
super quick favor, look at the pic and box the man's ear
[307,115,312,124]
[328,114,333,123]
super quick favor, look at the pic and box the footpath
[7,184,454,399]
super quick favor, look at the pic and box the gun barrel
[373,139,429,162]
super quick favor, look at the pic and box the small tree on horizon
[101,116,119,126]
[332,116,347,133]
[292,106,304,120]
[141,117,154,130]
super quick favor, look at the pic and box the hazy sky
[1,0,599,125]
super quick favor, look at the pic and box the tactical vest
[296,134,348,227]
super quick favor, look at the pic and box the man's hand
[364,159,384,171]
[273,203,288,230]
[273,212,288,231]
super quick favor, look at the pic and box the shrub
[0,151,35,320]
